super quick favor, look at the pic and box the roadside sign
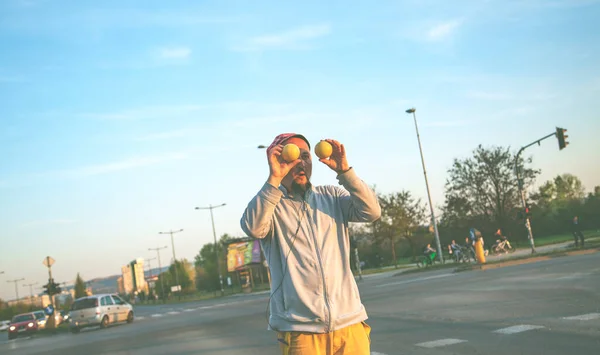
[44,305,54,316]
[170,285,181,292]
[43,256,55,268]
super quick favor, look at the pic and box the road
[2,251,599,354]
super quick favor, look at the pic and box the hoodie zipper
[304,198,333,332]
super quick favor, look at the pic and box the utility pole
[148,246,168,302]
[195,203,227,296]
[405,108,444,263]
[159,229,184,298]
[23,282,38,308]
[7,278,25,301]
[42,256,58,330]
[514,128,568,254]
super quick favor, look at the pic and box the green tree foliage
[440,145,540,241]
[373,190,427,266]
[74,273,87,299]
[530,175,594,235]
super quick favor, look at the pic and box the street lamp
[405,107,444,263]
[195,203,226,296]
[23,282,38,307]
[158,229,184,297]
[7,278,25,301]
[148,246,168,301]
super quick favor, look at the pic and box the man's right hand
[267,144,301,187]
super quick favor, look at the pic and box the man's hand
[267,144,301,187]
[319,139,350,174]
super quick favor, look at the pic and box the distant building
[120,258,148,295]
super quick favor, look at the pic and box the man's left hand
[319,139,350,174]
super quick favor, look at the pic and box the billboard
[227,240,262,272]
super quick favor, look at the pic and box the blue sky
[1,0,599,301]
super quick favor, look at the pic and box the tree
[373,191,426,267]
[530,175,590,236]
[74,273,87,299]
[441,145,540,240]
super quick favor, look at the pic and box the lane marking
[416,338,467,348]
[562,313,600,321]
[136,316,145,320]
[167,311,181,315]
[371,352,388,355]
[493,325,545,334]
[151,314,163,318]
[377,274,455,288]
[184,308,195,312]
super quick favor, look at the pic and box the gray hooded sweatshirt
[240,168,381,333]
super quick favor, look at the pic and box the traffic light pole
[45,256,57,330]
[514,131,560,254]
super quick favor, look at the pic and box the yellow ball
[315,140,333,159]
[282,143,300,162]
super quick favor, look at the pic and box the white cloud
[135,129,192,141]
[50,153,189,179]
[21,219,76,227]
[158,46,191,59]
[82,104,208,121]
[233,24,331,51]
[426,19,463,41]
[466,90,512,100]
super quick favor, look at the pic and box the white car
[0,320,10,332]
[69,294,134,333]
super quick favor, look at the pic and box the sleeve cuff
[336,167,360,186]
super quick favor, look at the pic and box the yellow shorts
[277,321,371,355]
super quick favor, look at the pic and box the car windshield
[34,312,45,320]
[12,314,34,323]
[71,298,98,310]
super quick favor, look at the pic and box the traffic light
[43,279,62,296]
[52,281,62,295]
[525,205,532,219]
[556,127,569,150]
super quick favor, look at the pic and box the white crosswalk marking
[150,314,163,318]
[136,316,145,320]
[416,338,467,348]
[562,313,600,321]
[493,325,545,334]
[167,311,180,315]
[184,308,195,312]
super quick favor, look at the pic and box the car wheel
[100,316,109,329]
[8,334,15,340]
[126,312,134,324]
[70,327,80,334]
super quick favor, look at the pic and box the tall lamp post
[7,278,25,301]
[23,282,38,307]
[405,107,444,263]
[195,203,226,297]
[148,246,168,301]
[159,229,184,297]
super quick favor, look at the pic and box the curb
[453,247,600,272]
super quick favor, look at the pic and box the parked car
[69,294,134,333]
[0,320,10,332]
[7,313,38,340]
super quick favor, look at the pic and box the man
[572,216,585,248]
[423,243,436,265]
[240,133,381,355]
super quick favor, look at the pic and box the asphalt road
[2,251,599,355]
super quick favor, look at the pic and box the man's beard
[291,179,311,194]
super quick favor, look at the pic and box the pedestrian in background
[572,216,585,248]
